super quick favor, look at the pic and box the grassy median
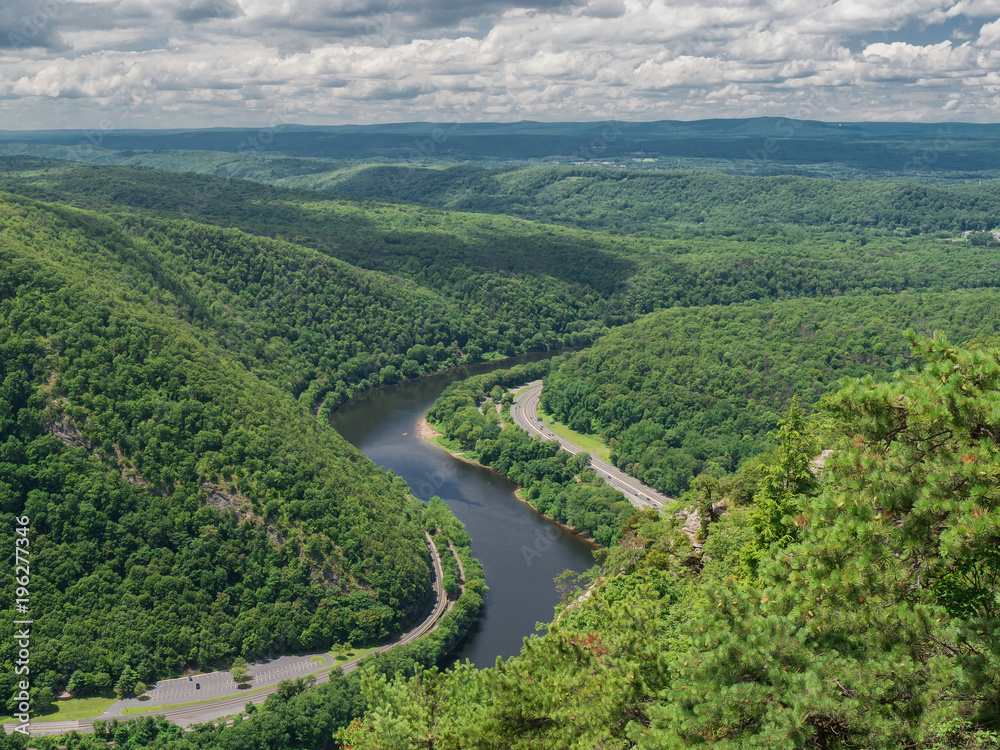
[534,403,612,461]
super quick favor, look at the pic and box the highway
[510,381,672,512]
[5,532,451,737]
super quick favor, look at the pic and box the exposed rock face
[49,419,91,450]
[49,411,160,491]
[676,500,726,550]
[200,482,344,589]
[202,482,254,517]
[201,482,281,539]
[810,449,835,474]
[677,506,704,550]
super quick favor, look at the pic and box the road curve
[511,381,672,512]
[6,532,450,737]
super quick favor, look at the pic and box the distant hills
[3,118,1000,180]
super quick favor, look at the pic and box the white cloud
[933,0,1000,21]
[977,17,1000,45]
[1,0,1000,127]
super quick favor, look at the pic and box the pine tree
[738,398,819,581]
[653,336,1000,747]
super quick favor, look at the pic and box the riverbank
[514,488,601,548]
[419,414,600,549]
[416,416,442,441]
[419,413,502,475]
[417,416,490,471]
[324,349,571,419]
[330,351,595,667]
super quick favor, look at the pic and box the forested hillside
[285,165,1000,236]
[0,191,453,702]
[8,157,1000,239]
[542,293,1000,495]
[5,159,1000,335]
[0,158,639,345]
[0,165,615,417]
[3,130,1000,750]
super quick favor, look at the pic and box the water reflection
[330,355,595,667]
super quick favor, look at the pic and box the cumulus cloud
[931,0,1000,21]
[978,16,1000,44]
[1,0,1000,127]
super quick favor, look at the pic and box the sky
[1,0,1000,129]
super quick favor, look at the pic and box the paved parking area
[104,653,331,715]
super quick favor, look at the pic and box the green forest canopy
[0,191,443,701]
[5,159,1000,349]
[542,293,1000,496]
[2,142,1000,748]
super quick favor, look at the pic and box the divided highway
[5,532,451,737]
[511,381,672,512]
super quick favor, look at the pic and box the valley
[1,120,999,749]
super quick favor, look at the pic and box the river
[330,354,596,668]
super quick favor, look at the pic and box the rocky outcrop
[49,419,91,450]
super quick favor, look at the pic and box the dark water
[330,354,595,668]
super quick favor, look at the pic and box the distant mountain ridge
[2,118,1000,179]
[5,117,1000,139]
